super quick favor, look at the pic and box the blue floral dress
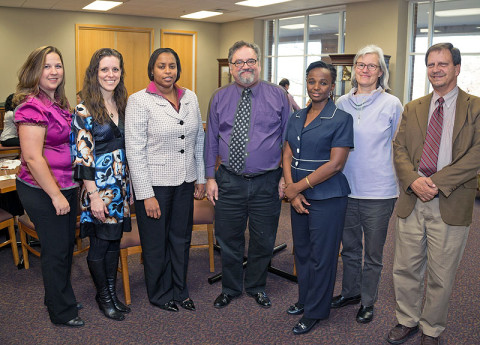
[71,104,131,240]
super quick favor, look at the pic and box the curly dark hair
[82,48,128,124]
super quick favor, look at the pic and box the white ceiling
[0,0,368,23]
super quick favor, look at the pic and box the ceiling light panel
[236,0,292,8]
[83,1,123,11]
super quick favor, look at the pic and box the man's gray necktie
[229,88,251,173]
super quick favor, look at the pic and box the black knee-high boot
[87,259,125,321]
[105,250,131,313]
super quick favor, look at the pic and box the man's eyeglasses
[230,59,257,68]
[355,62,379,71]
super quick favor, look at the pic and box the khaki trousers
[393,198,469,337]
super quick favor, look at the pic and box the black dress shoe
[248,291,271,308]
[76,302,83,310]
[356,305,374,323]
[286,302,304,315]
[214,293,234,309]
[158,300,179,312]
[292,317,319,335]
[180,298,196,311]
[330,294,361,308]
[60,316,85,328]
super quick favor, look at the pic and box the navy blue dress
[71,104,131,240]
[285,99,353,319]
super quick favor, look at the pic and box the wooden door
[161,30,197,92]
[75,24,154,97]
[116,31,152,93]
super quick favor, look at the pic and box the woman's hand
[144,197,161,219]
[194,183,206,200]
[284,182,300,201]
[90,193,108,222]
[291,194,310,214]
[51,193,70,216]
[129,183,134,204]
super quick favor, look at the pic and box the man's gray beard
[238,70,255,85]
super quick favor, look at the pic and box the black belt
[220,165,272,180]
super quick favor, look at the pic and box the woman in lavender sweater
[331,45,403,323]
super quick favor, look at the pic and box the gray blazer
[125,87,206,200]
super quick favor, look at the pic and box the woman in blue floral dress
[72,48,131,321]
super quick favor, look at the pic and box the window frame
[263,9,346,108]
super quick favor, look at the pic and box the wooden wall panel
[161,30,196,92]
[116,31,151,94]
[76,24,154,97]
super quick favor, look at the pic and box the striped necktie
[229,88,252,174]
[418,97,445,177]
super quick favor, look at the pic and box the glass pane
[412,2,430,53]
[292,95,304,109]
[263,57,275,83]
[277,56,304,97]
[410,55,427,101]
[433,0,480,53]
[306,55,331,66]
[265,20,275,57]
[278,16,305,56]
[456,55,480,96]
[307,13,339,55]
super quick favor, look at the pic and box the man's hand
[206,179,218,206]
[278,176,285,199]
[410,177,438,202]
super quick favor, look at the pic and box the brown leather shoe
[386,324,419,344]
[421,334,439,345]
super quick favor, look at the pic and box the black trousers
[16,180,78,324]
[215,166,282,296]
[135,182,194,306]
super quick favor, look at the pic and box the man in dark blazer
[387,43,480,345]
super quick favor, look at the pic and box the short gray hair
[228,40,261,63]
[351,44,390,90]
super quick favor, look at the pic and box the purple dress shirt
[15,93,76,189]
[204,81,290,178]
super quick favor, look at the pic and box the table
[0,168,17,194]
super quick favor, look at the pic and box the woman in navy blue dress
[72,48,131,321]
[283,61,354,335]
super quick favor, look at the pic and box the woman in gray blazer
[125,48,205,312]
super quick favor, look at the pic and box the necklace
[352,95,368,124]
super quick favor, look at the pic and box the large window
[265,11,346,107]
[405,0,480,102]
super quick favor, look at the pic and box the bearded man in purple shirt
[205,40,290,309]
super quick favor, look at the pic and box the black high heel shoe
[159,300,179,312]
[180,298,196,311]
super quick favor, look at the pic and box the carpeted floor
[1,200,479,345]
